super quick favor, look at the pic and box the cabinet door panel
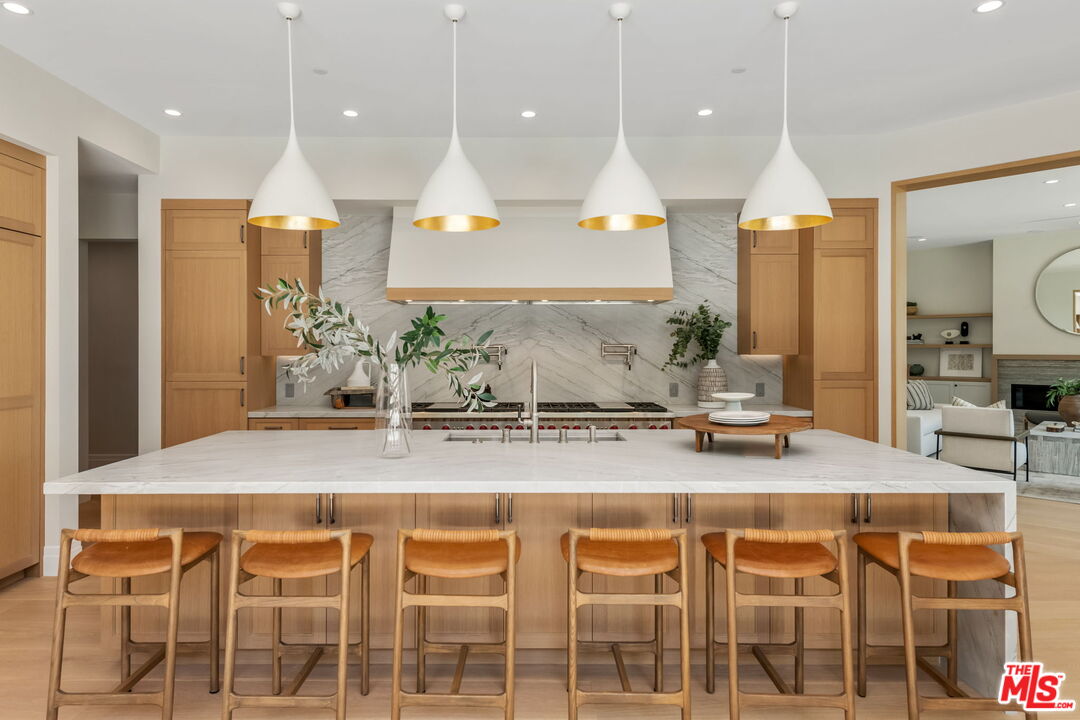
[260,254,309,356]
[814,248,875,379]
[415,495,504,644]
[815,208,874,249]
[107,495,237,644]
[237,495,327,648]
[164,210,247,250]
[814,380,876,441]
[331,494,415,649]
[769,494,857,648]
[504,493,591,648]
[164,250,247,381]
[590,494,681,643]
[750,229,799,254]
[686,494,771,647]
[248,418,299,430]
[861,494,948,647]
[749,254,800,355]
[261,228,315,255]
[164,382,247,447]
[0,152,43,236]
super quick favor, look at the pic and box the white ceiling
[907,165,1080,249]
[1,0,1078,138]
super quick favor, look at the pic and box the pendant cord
[617,17,624,138]
[782,16,789,135]
[286,17,296,134]
[451,18,459,139]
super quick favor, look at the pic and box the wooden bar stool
[563,528,691,720]
[704,528,855,720]
[853,530,1035,719]
[221,528,372,720]
[391,528,519,720]
[46,527,222,720]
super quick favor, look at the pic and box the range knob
[422,425,432,430]
[441,425,451,430]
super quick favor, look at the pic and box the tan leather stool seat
[71,531,222,578]
[405,538,521,579]
[702,531,838,579]
[559,532,678,577]
[241,532,374,579]
[854,532,1010,582]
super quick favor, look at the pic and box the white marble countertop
[247,402,812,419]
[46,428,1011,496]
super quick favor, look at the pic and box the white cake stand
[709,392,756,412]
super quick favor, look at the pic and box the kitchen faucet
[523,360,539,443]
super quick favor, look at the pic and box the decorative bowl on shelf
[709,392,756,412]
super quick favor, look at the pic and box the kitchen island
[46,428,1015,696]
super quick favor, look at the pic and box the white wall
[0,44,159,574]
[79,187,138,240]
[994,229,1080,355]
[908,242,993,314]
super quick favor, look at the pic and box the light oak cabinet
[299,418,376,431]
[260,229,321,356]
[161,201,274,447]
[248,418,299,431]
[0,140,44,581]
[737,228,800,355]
[783,200,879,441]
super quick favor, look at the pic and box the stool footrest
[404,592,508,610]
[63,592,170,608]
[739,691,851,709]
[575,592,682,608]
[234,595,341,610]
[921,696,1027,712]
[736,592,842,609]
[228,693,336,710]
[912,596,1020,611]
[574,689,685,706]
[423,641,506,655]
[399,691,507,708]
[54,690,163,707]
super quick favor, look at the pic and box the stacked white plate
[708,410,771,426]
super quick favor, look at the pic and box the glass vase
[376,363,412,458]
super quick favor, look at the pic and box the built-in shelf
[908,343,992,349]
[907,313,993,319]
[908,376,991,383]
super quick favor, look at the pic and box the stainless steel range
[412,400,675,431]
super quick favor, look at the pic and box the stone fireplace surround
[994,355,1080,428]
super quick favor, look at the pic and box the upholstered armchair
[935,405,1027,480]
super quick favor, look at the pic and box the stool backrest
[71,528,166,542]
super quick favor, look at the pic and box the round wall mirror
[1035,248,1080,334]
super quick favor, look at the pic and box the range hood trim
[386,287,673,304]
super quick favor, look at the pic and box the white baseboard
[41,541,81,577]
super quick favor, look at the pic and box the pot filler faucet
[520,360,539,444]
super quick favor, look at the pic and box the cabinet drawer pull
[303,231,308,249]
[494,493,501,524]
[507,493,513,524]
[315,494,323,524]
[685,493,692,523]
[752,234,757,248]
[240,224,245,244]
[864,494,872,524]
[240,389,246,407]
[672,493,679,525]
[328,493,336,525]
[850,494,858,524]
[263,425,284,430]
[327,426,356,430]
[752,331,757,350]
[240,356,245,375]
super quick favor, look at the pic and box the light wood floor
[4,497,1076,719]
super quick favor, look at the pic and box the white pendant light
[739,2,832,232]
[414,4,499,232]
[579,3,665,232]
[249,2,340,231]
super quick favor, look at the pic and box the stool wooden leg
[1013,536,1038,720]
[271,578,283,695]
[335,538,352,720]
[857,549,868,697]
[725,535,741,720]
[161,551,183,720]
[654,573,664,693]
[46,536,74,720]
[121,577,132,688]
[705,554,716,694]
[794,577,805,694]
[415,573,427,693]
[360,555,370,696]
[946,580,958,685]
[221,534,242,720]
[209,548,220,694]
[836,537,856,720]
[567,550,579,720]
[390,533,407,720]
[505,537,518,720]
[677,535,692,720]
[898,540,921,720]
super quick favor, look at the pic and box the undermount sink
[444,429,627,443]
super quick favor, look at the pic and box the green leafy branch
[1047,377,1080,408]
[254,279,497,412]
[662,302,732,370]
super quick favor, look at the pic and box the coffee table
[676,413,814,459]
[1024,422,1080,477]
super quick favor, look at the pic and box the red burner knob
[441,425,451,430]
[609,425,619,430]
[628,425,638,430]
[422,425,432,430]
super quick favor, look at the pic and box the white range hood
[385,206,673,303]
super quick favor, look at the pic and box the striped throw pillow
[906,380,934,410]
[951,396,1006,409]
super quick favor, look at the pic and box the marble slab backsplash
[275,212,783,407]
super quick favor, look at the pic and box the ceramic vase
[376,363,412,458]
[1058,395,1080,425]
[697,359,729,408]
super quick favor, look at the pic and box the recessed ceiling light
[2,3,31,15]
[312,67,329,76]
[1044,179,1060,184]
[974,0,1004,12]
[163,108,182,117]
[342,109,359,118]
[1065,203,1077,208]
[520,110,536,118]
[916,237,927,242]
[731,67,747,75]
[697,108,714,117]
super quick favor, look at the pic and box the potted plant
[662,303,733,408]
[1047,377,1080,425]
[907,301,918,316]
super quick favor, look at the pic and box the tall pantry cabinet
[162,200,275,447]
[0,138,44,581]
[783,200,878,441]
